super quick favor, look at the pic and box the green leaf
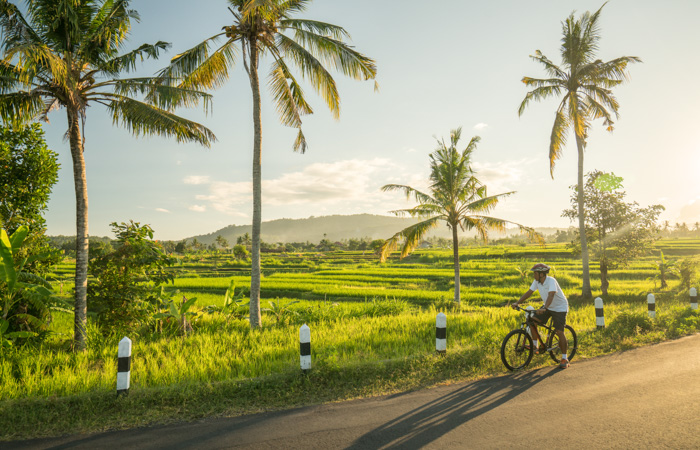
[8,225,28,251]
[0,230,17,290]
[180,297,198,314]
[169,302,179,317]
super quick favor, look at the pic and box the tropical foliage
[156,0,377,328]
[87,221,175,335]
[380,128,541,304]
[563,170,664,295]
[0,226,65,348]
[518,4,640,298]
[0,123,60,272]
[0,0,215,349]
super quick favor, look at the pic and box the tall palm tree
[0,0,216,349]
[156,0,377,328]
[518,4,640,299]
[380,128,541,305]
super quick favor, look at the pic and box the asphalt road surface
[10,333,700,449]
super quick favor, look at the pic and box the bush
[87,221,175,334]
[605,311,653,338]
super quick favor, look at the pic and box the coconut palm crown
[157,0,377,328]
[380,128,542,305]
[517,3,640,298]
[0,0,216,349]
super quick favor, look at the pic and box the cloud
[189,205,207,212]
[471,158,536,193]
[677,199,700,223]
[473,123,489,130]
[155,208,170,213]
[189,158,403,216]
[184,175,211,185]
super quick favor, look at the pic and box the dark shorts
[533,309,567,331]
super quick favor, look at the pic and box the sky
[35,0,700,241]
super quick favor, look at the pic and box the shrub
[87,221,175,334]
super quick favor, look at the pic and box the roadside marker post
[691,288,698,310]
[300,324,311,373]
[595,297,605,329]
[117,337,132,396]
[436,313,446,354]
[647,293,656,319]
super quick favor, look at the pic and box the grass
[3,240,700,441]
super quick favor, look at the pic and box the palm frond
[380,217,440,262]
[280,18,349,39]
[155,34,232,89]
[518,84,563,116]
[381,184,436,206]
[548,102,570,177]
[0,2,42,49]
[82,0,139,60]
[388,205,442,218]
[107,95,216,147]
[0,91,44,127]
[528,51,567,79]
[293,127,307,153]
[460,191,516,216]
[4,43,68,86]
[267,56,312,128]
[276,33,339,117]
[103,78,213,112]
[287,28,377,81]
[100,41,171,75]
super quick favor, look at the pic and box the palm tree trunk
[575,134,592,299]
[452,225,461,305]
[600,259,609,297]
[248,39,262,329]
[68,108,88,350]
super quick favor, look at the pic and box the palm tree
[380,128,541,305]
[518,4,639,299]
[0,0,215,349]
[156,0,377,328]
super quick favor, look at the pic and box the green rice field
[3,240,700,440]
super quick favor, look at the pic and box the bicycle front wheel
[500,329,534,371]
[547,325,578,363]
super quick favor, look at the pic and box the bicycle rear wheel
[547,325,577,363]
[500,329,534,371]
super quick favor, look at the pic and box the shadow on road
[347,367,559,449]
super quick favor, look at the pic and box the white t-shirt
[530,276,569,312]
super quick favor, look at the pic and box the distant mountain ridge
[186,214,568,245]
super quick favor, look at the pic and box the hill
[186,214,569,245]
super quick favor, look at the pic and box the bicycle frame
[516,306,559,352]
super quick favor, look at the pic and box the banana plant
[203,280,249,323]
[154,295,199,336]
[263,299,300,326]
[0,226,64,346]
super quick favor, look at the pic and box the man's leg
[529,318,543,351]
[556,328,568,356]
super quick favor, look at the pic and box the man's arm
[542,291,555,310]
[513,290,533,306]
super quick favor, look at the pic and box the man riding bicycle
[510,263,570,369]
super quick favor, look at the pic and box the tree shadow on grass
[347,367,558,449]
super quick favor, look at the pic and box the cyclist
[510,263,570,369]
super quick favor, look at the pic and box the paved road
[10,334,700,449]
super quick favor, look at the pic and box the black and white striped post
[117,336,132,396]
[436,313,446,354]
[647,293,656,319]
[595,297,605,329]
[691,288,698,310]
[300,324,311,373]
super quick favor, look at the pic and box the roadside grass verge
[3,294,700,441]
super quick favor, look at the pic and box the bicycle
[500,304,578,371]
